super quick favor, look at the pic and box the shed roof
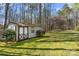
[9,21,37,27]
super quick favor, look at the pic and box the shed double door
[19,27,28,40]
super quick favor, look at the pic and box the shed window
[8,24,15,31]
[31,27,34,33]
[24,27,27,34]
[31,30,34,33]
[19,27,23,34]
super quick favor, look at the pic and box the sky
[0,3,65,25]
[52,3,65,11]
[51,3,65,16]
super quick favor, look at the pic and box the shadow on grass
[60,32,79,34]
[0,46,78,51]
[35,32,79,42]
[36,39,79,42]
[0,49,35,56]
[0,46,79,51]
[13,36,50,46]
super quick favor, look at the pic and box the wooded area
[3,3,52,32]
[0,3,79,32]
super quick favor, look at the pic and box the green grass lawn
[1,30,79,56]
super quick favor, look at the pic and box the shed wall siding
[29,27,36,38]
[16,26,19,41]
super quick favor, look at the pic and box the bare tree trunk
[39,3,42,27]
[4,3,9,30]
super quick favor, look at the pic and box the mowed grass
[1,30,79,56]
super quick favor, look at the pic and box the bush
[36,30,45,37]
[3,29,16,41]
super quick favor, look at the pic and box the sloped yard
[0,30,79,56]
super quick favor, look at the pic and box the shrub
[3,29,16,41]
[36,30,45,37]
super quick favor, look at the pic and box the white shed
[8,22,43,41]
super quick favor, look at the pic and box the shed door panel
[24,27,27,34]
[24,27,28,39]
[19,27,28,40]
[19,27,24,40]
[19,27,23,34]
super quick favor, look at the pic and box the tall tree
[38,3,42,26]
[29,3,37,24]
[72,3,79,26]
[4,3,9,30]
[58,4,71,19]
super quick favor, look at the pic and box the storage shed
[8,21,43,41]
